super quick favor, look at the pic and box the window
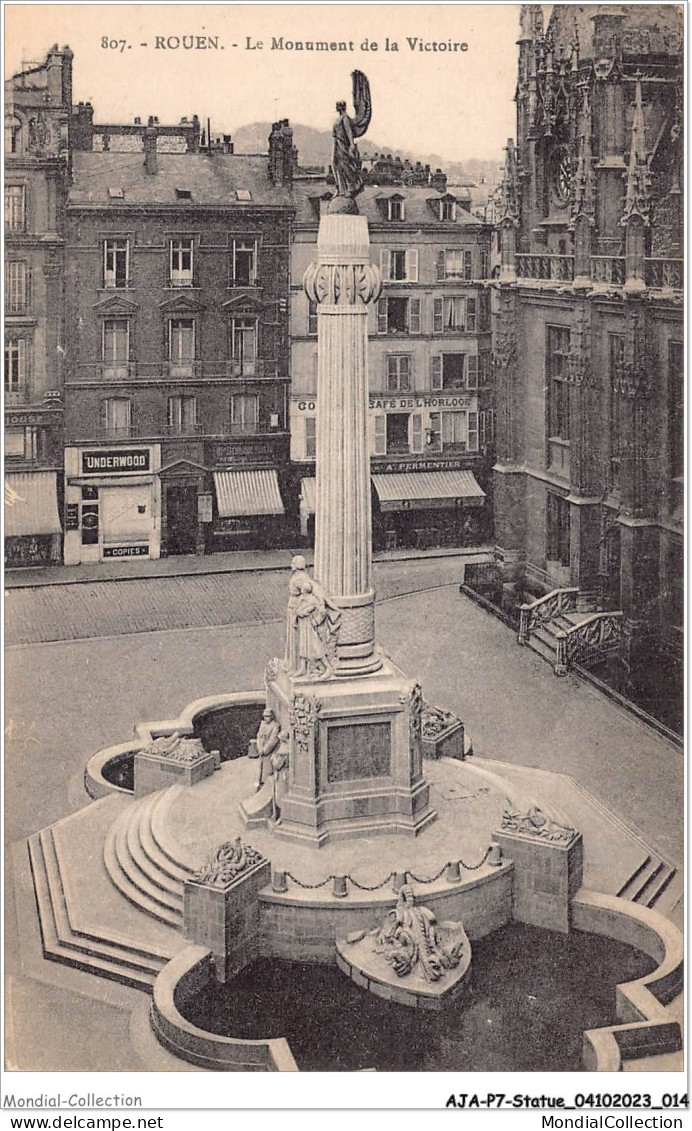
[480,250,489,279]
[377,296,421,334]
[380,248,418,283]
[547,492,570,568]
[386,413,410,454]
[547,326,570,441]
[6,262,28,313]
[5,338,26,393]
[168,395,197,433]
[229,317,258,374]
[387,198,405,221]
[5,430,26,459]
[608,333,625,491]
[479,350,492,386]
[468,411,479,452]
[305,416,316,459]
[439,199,456,221]
[466,355,478,390]
[102,319,130,376]
[307,300,318,336]
[436,248,472,281]
[431,354,467,391]
[5,117,21,154]
[669,341,683,482]
[373,415,386,456]
[175,188,192,200]
[442,412,467,449]
[230,238,257,286]
[5,185,26,230]
[466,297,477,332]
[428,412,442,452]
[433,297,466,333]
[170,238,193,286]
[103,239,129,288]
[230,393,259,431]
[169,319,195,375]
[386,355,411,392]
[101,397,132,436]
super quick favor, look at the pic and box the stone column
[304,214,382,674]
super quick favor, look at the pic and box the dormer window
[387,197,405,221]
[439,198,456,221]
[175,188,192,200]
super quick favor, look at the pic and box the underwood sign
[81,449,151,474]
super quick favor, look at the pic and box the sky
[4,3,520,162]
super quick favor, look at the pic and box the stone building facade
[4,46,72,565]
[62,116,294,563]
[290,163,495,549]
[493,5,683,668]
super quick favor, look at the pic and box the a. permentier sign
[81,449,150,474]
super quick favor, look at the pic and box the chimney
[71,101,94,151]
[268,119,294,186]
[431,168,448,194]
[143,125,157,175]
[222,134,234,154]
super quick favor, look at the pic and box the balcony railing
[518,587,579,645]
[554,611,624,675]
[69,360,281,384]
[590,256,625,285]
[215,421,285,436]
[516,254,574,282]
[161,423,207,437]
[645,258,683,291]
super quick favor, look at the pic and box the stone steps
[616,853,682,917]
[28,829,165,989]
[104,792,188,928]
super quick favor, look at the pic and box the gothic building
[493,5,683,681]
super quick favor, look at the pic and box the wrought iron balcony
[68,360,282,384]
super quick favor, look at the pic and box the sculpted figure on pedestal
[330,70,372,211]
[254,708,281,791]
[374,885,466,982]
[286,556,341,678]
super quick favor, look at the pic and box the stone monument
[240,73,436,844]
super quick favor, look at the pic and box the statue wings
[350,70,372,139]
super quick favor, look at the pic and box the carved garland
[303,262,382,307]
[289,693,321,758]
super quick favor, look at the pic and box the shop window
[431,353,466,391]
[168,318,196,376]
[5,261,29,314]
[5,430,26,460]
[5,425,44,461]
[436,248,472,280]
[229,238,257,286]
[5,338,27,394]
[103,239,129,288]
[101,396,132,437]
[168,394,197,434]
[669,341,683,482]
[380,249,418,282]
[377,296,421,335]
[608,333,625,492]
[305,416,316,459]
[230,393,259,431]
[307,300,318,336]
[547,326,570,441]
[547,493,570,568]
[169,238,194,286]
[102,319,130,377]
[386,354,411,392]
[386,413,410,455]
[229,317,258,375]
[5,185,26,231]
[433,297,466,333]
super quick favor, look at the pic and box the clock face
[551,146,572,206]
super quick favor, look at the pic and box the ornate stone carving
[566,303,592,387]
[191,837,263,888]
[496,138,520,228]
[140,732,207,765]
[330,70,372,211]
[570,88,596,229]
[501,805,577,845]
[621,78,652,227]
[264,657,280,689]
[289,693,321,759]
[492,326,517,373]
[617,307,652,400]
[421,702,459,740]
[286,555,341,680]
[373,885,467,982]
[407,682,424,747]
[303,261,382,307]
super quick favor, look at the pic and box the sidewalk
[4,543,493,588]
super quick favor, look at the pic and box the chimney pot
[143,126,158,175]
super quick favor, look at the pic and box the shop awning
[372,470,486,511]
[4,472,62,536]
[213,469,284,517]
[300,477,316,514]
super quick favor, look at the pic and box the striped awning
[213,469,284,517]
[4,471,62,536]
[300,477,316,514]
[372,470,486,510]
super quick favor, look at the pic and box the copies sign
[103,544,149,558]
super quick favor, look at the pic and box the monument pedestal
[240,657,437,846]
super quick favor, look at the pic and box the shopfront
[211,467,286,550]
[4,471,63,567]
[63,445,161,565]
